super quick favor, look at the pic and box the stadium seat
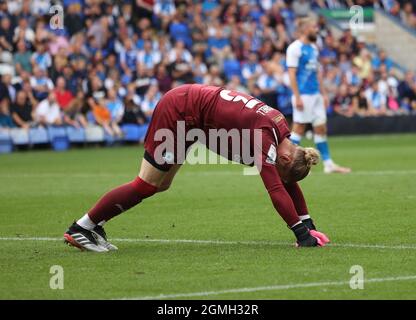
[0,129,12,154]
[137,124,149,142]
[48,126,70,151]
[85,125,105,143]
[66,126,86,143]
[104,132,122,145]
[121,124,140,142]
[29,127,49,144]
[9,128,30,145]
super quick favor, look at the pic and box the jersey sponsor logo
[256,105,273,115]
[266,144,277,165]
[272,115,283,124]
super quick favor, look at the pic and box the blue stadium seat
[29,127,49,144]
[85,125,105,143]
[121,124,149,142]
[137,124,149,142]
[121,124,140,142]
[0,129,12,154]
[48,126,70,151]
[104,131,122,145]
[9,128,30,145]
[66,126,85,143]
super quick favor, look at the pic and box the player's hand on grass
[291,222,330,247]
[294,95,304,111]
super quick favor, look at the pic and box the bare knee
[313,124,327,136]
[292,123,306,136]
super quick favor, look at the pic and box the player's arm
[288,67,303,110]
[283,182,316,230]
[256,131,319,246]
[318,67,329,108]
[286,43,303,110]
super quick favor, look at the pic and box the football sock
[290,132,302,145]
[84,177,158,226]
[314,134,331,162]
[77,214,97,231]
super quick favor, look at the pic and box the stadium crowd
[0,0,416,136]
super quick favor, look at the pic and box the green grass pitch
[0,134,415,299]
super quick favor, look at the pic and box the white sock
[97,220,106,226]
[77,214,96,231]
[299,214,311,221]
[323,159,334,167]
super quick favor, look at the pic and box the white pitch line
[120,275,416,300]
[1,170,416,179]
[0,236,415,250]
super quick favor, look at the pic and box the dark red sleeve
[284,182,309,216]
[255,129,300,227]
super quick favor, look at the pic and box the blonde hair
[296,16,315,32]
[288,147,320,182]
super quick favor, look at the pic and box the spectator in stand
[54,77,74,111]
[242,52,263,86]
[122,97,147,126]
[137,39,162,71]
[153,0,176,31]
[398,71,416,112]
[63,90,88,128]
[0,73,16,103]
[227,75,248,93]
[257,63,280,108]
[119,38,138,78]
[11,90,37,129]
[203,64,224,87]
[0,99,14,128]
[31,39,52,71]
[372,49,393,73]
[353,48,373,80]
[365,81,388,116]
[167,50,193,85]
[13,17,35,45]
[105,88,124,137]
[14,40,32,74]
[191,54,207,84]
[400,2,416,28]
[0,16,13,52]
[141,84,161,120]
[292,0,311,17]
[35,91,62,126]
[332,84,355,117]
[352,86,371,117]
[155,63,172,94]
[30,66,54,101]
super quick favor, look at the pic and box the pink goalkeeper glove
[310,230,330,247]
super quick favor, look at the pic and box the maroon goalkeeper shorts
[144,85,196,172]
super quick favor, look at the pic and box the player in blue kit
[286,17,351,174]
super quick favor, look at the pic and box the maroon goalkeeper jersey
[145,84,304,227]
